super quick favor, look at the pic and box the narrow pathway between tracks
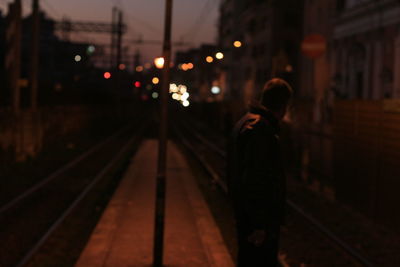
[76,139,234,267]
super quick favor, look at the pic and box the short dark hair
[260,78,293,111]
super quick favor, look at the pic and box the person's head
[260,78,293,120]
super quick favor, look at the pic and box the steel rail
[16,123,147,267]
[180,120,226,158]
[0,125,129,217]
[175,123,375,267]
[176,127,228,192]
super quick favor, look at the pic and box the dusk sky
[0,0,220,63]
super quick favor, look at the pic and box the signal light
[134,81,141,88]
[104,72,111,79]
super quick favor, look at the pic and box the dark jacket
[228,103,286,229]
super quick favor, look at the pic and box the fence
[334,99,400,229]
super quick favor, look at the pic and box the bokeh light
[104,72,111,79]
[233,41,242,48]
[211,86,221,94]
[215,52,224,60]
[154,57,165,69]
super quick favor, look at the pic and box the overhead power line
[181,0,218,42]
[41,0,63,19]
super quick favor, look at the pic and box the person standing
[228,78,293,266]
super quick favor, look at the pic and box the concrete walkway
[76,139,234,267]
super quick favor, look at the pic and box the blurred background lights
[136,66,144,72]
[154,57,165,69]
[172,93,179,100]
[206,56,214,63]
[233,40,242,48]
[87,45,95,54]
[215,52,224,59]
[118,63,126,70]
[187,63,194,70]
[152,92,159,99]
[74,55,82,62]
[285,64,293,72]
[181,92,189,101]
[179,85,187,93]
[169,83,190,106]
[211,86,221,94]
[103,72,111,79]
[144,63,151,69]
[181,63,189,71]
[134,81,141,88]
[169,83,178,93]
[152,77,160,84]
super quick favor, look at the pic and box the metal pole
[116,9,122,69]
[116,10,123,117]
[153,0,173,266]
[30,0,39,111]
[13,0,22,115]
[110,7,117,69]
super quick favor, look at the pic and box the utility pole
[30,0,40,111]
[115,9,123,117]
[5,0,22,115]
[116,9,123,69]
[110,7,117,69]
[153,1,173,267]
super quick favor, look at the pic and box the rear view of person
[228,78,293,266]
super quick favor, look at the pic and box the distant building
[333,0,400,99]
[1,8,101,107]
[218,0,303,109]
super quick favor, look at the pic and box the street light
[211,86,221,94]
[233,40,242,48]
[154,57,165,69]
[215,52,224,60]
[119,63,126,70]
[152,77,160,84]
[181,63,189,71]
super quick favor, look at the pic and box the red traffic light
[104,72,111,79]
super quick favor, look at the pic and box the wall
[334,99,400,230]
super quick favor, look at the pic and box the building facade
[218,0,303,111]
[333,0,400,99]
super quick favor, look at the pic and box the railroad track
[174,118,374,267]
[0,122,148,266]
